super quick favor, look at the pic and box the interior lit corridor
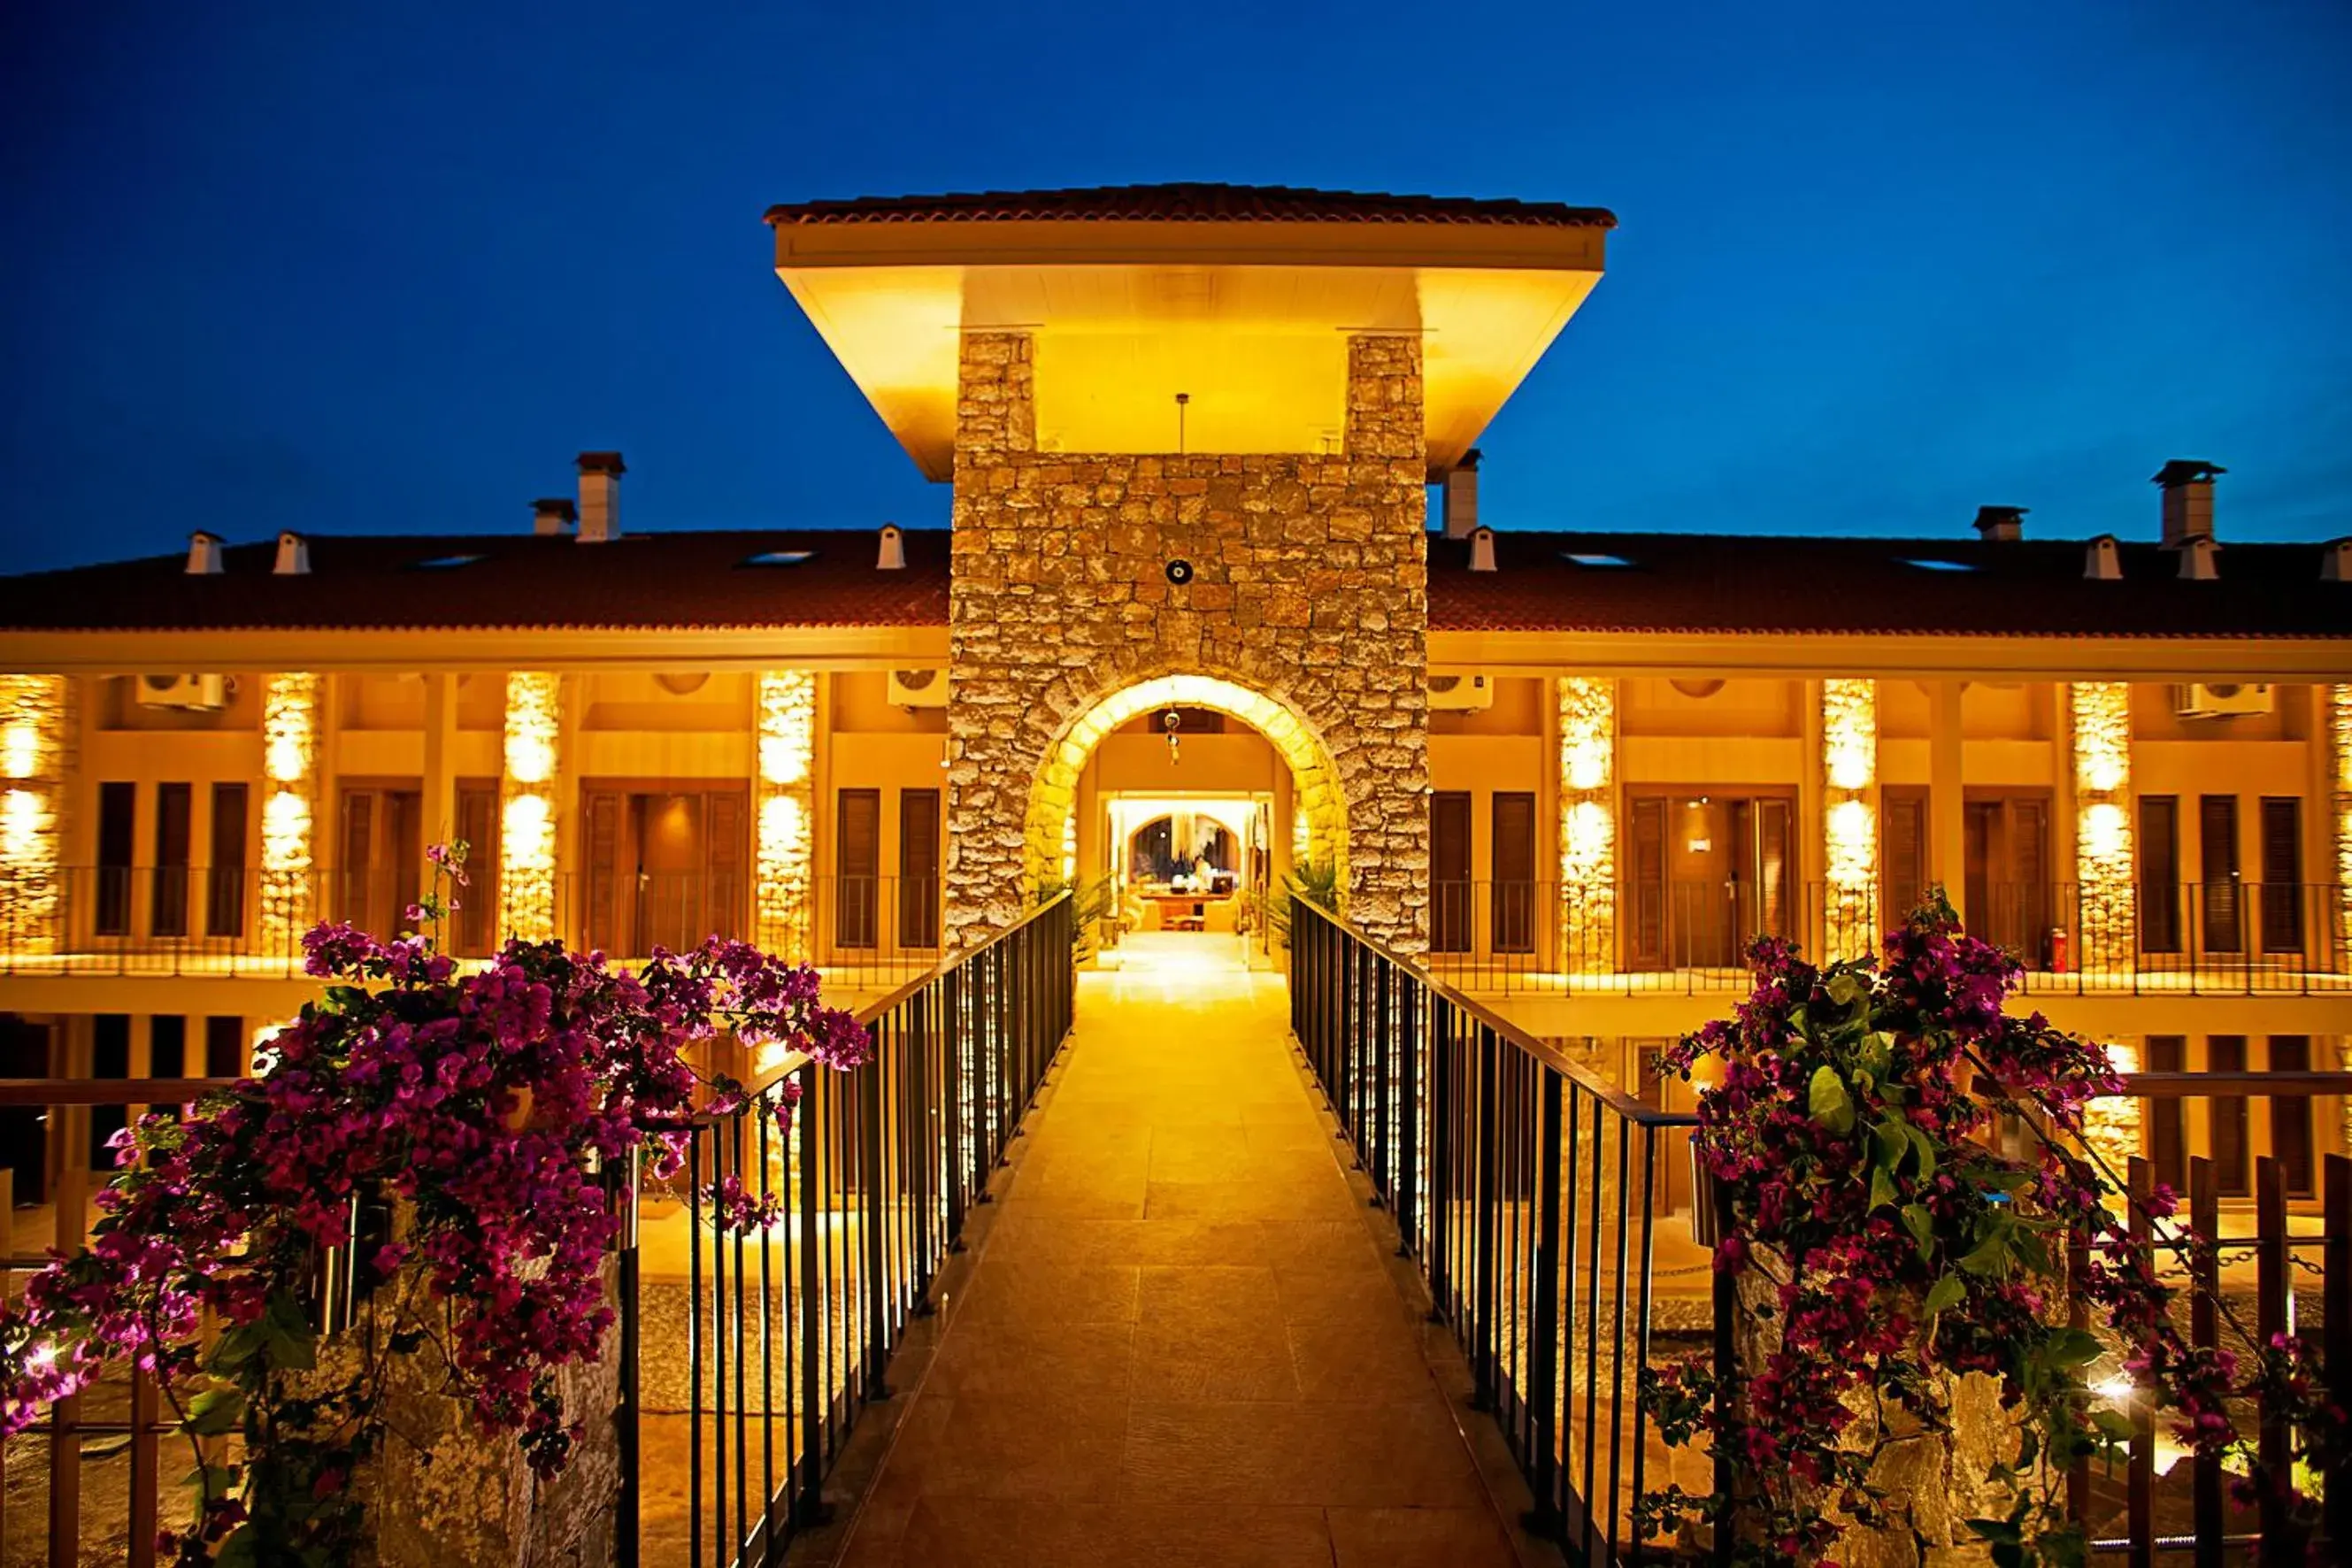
[833,951,1532,1566]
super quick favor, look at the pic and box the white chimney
[2085,535,2122,580]
[2153,459,2222,547]
[533,497,577,536]
[186,532,225,575]
[577,452,624,543]
[1468,526,1497,573]
[877,523,906,571]
[273,531,310,575]
[1972,505,2026,542]
[2179,535,2220,580]
[1442,450,1481,540]
[2325,538,2352,582]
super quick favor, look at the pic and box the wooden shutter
[2258,798,2302,954]
[150,782,191,936]
[2209,1034,2248,1195]
[583,790,624,956]
[837,789,880,949]
[90,1015,131,1165]
[340,790,376,927]
[453,785,500,956]
[2268,1035,2314,1196]
[207,783,248,938]
[96,781,135,936]
[2139,796,2180,954]
[2200,795,2241,954]
[1629,796,1666,969]
[1753,796,1793,942]
[2010,798,2049,968]
[1430,791,1472,953]
[1491,792,1535,955]
[148,1014,187,1078]
[204,1016,244,1078]
[2146,1035,2187,1194]
[706,788,748,942]
[899,789,941,949]
[1881,788,1926,933]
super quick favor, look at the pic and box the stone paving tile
[834,961,1521,1566]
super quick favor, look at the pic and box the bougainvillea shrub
[1638,894,2340,1567]
[0,847,867,1565]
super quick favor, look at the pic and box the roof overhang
[769,216,1607,480]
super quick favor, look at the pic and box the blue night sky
[4,1,2348,574]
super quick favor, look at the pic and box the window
[1430,792,1472,954]
[2258,798,2302,954]
[205,1016,245,1079]
[1561,551,1636,569]
[2209,1035,2248,1197]
[411,553,486,571]
[1491,792,1536,955]
[1881,788,1928,932]
[836,790,880,949]
[151,783,191,937]
[1902,558,1978,573]
[96,782,135,936]
[2139,796,2180,954]
[91,1015,130,1165]
[899,789,941,950]
[207,783,249,937]
[1964,796,2051,967]
[2199,796,2241,954]
[2269,1036,2313,1197]
[2145,1036,2187,1195]
[740,550,814,567]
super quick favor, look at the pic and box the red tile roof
[0,531,950,634]
[1,527,2343,641]
[1429,531,2352,639]
[764,183,1617,230]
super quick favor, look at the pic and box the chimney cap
[1972,504,2028,538]
[2151,459,2225,488]
[576,450,626,476]
[532,497,578,519]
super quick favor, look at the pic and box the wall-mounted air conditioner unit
[888,668,948,710]
[2174,682,2273,719]
[1428,673,1495,712]
[135,673,231,710]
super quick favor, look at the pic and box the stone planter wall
[944,331,1432,954]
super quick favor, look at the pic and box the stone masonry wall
[946,331,1431,952]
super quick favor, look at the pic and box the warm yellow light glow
[258,674,320,949]
[0,674,63,952]
[499,674,561,942]
[1028,673,1346,899]
[1557,678,1616,974]
[1821,679,1878,959]
[754,670,818,956]
[2332,686,2351,964]
[2071,683,2136,970]
[2081,1039,2143,1186]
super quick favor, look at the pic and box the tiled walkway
[838,935,1527,1567]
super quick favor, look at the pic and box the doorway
[1626,791,1795,970]
[580,785,748,957]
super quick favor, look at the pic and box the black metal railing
[620,892,1075,1567]
[1289,897,1709,1563]
[1414,880,2352,997]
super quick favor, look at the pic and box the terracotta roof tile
[764,182,1617,229]
[1428,531,2352,639]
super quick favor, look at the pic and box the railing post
[1426,996,1453,1316]
[1526,1065,1564,1538]
[2189,1156,2222,1568]
[1472,1024,1500,1410]
[796,1064,827,1527]
[1370,952,1391,1202]
[1394,972,1419,1256]
[1710,1172,1737,1567]
[2255,1156,2294,1564]
[862,1027,891,1403]
[2325,1153,2350,1558]
[2126,1157,2155,1568]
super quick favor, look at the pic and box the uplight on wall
[259,673,319,949]
[1822,679,1878,959]
[2081,1040,2142,1184]
[2333,686,2352,957]
[755,671,817,957]
[2071,683,2136,972]
[0,674,65,952]
[1556,678,1617,974]
[499,673,561,942]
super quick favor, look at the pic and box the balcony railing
[0,868,950,988]
[1419,880,2351,996]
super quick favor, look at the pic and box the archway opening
[1023,674,1349,945]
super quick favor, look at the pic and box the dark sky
[4,1,2349,575]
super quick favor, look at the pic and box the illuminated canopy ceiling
[766,187,1611,479]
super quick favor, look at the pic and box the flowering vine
[0,844,868,1566]
[1638,893,2343,1567]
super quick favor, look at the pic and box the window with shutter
[207,783,248,938]
[837,789,880,949]
[453,784,500,956]
[1881,788,1926,932]
[2268,1034,2313,1196]
[582,789,625,956]
[2258,798,2302,955]
[2209,1034,2248,1195]
[2146,1035,2187,1193]
[2139,796,2180,954]
[1491,792,1536,954]
[706,790,747,946]
[96,782,135,936]
[900,789,942,949]
[1629,796,1666,969]
[204,1016,244,1078]
[1430,792,1472,953]
[2200,796,2241,954]
[150,783,192,937]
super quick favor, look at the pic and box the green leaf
[179,1463,238,1497]
[205,1323,266,1374]
[1808,1065,1855,1135]
[1869,1166,1898,1213]
[1903,1122,1938,1179]
[1900,1203,1937,1261]
[213,1525,260,1568]
[2090,1408,2137,1442]
[1825,971,1868,1011]
[185,1387,245,1438]
[263,1293,317,1371]
[1871,1118,1908,1172]
[1957,1228,2013,1278]
[2045,1327,2104,1367]
[1966,1518,2024,1546]
[1924,1273,1966,1316]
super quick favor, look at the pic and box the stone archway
[1023,673,1350,895]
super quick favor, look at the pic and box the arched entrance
[1023,673,1349,896]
